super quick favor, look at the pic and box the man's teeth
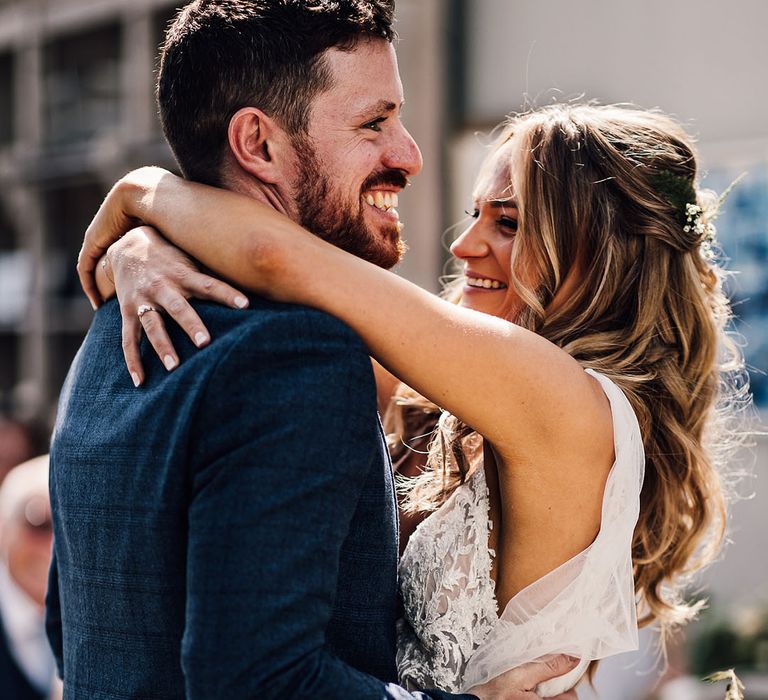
[364,192,399,211]
[467,277,506,290]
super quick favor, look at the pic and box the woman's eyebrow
[488,199,518,209]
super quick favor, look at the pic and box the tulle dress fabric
[396,370,645,697]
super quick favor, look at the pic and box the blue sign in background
[708,164,768,406]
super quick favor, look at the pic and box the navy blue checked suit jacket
[46,298,475,699]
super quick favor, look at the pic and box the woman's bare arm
[80,168,611,459]
[372,359,403,416]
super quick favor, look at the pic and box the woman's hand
[78,166,179,309]
[107,226,249,387]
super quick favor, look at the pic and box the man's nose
[383,123,423,177]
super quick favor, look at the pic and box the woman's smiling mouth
[465,275,508,290]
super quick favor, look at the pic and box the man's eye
[363,117,386,132]
[464,208,479,219]
[498,216,518,233]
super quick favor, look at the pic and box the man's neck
[222,170,295,220]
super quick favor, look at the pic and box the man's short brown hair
[158,0,396,185]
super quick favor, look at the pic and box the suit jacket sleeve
[45,550,64,678]
[182,310,475,700]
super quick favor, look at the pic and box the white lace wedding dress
[396,370,645,697]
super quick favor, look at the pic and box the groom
[47,2,576,698]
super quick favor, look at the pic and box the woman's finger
[121,312,145,387]
[188,271,249,310]
[79,203,132,307]
[79,169,164,288]
[154,287,211,349]
[138,307,179,372]
[77,248,104,311]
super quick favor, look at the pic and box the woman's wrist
[97,252,116,299]
[79,167,179,309]
[119,167,174,226]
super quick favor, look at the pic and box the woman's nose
[450,220,489,259]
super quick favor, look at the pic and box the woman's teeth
[467,277,506,290]
[364,191,399,211]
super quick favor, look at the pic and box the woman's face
[450,139,526,319]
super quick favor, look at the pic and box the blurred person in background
[0,455,59,700]
[79,103,748,696]
[0,418,47,485]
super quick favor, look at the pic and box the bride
[78,103,742,696]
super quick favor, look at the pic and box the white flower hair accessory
[650,171,745,261]
[684,202,717,260]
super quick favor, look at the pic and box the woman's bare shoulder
[490,370,616,600]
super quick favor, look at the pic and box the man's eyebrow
[353,100,399,121]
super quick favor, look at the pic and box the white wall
[465,0,768,146]
[449,0,768,219]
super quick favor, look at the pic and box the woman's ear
[227,107,293,185]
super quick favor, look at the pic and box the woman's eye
[498,216,518,233]
[464,208,480,219]
[363,117,386,132]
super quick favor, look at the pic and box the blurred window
[0,251,31,326]
[0,199,14,251]
[0,204,30,328]
[0,332,19,396]
[43,24,122,146]
[42,180,105,398]
[0,51,13,145]
[42,180,105,299]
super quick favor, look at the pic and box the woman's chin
[459,286,506,317]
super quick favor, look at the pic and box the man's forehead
[317,41,403,116]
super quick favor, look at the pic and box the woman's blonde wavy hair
[387,103,749,642]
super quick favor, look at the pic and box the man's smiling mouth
[364,191,399,212]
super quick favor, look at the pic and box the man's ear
[227,107,293,184]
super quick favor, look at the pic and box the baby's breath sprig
[683,202,717,260]
[690,172,746,261]
[703,669,745,700]
[651,171,746,261]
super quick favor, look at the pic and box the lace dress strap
[397,464,498,691]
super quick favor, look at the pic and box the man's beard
[292,137,407,269]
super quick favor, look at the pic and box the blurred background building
[0,0,766,698]
[0,0,181,421]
